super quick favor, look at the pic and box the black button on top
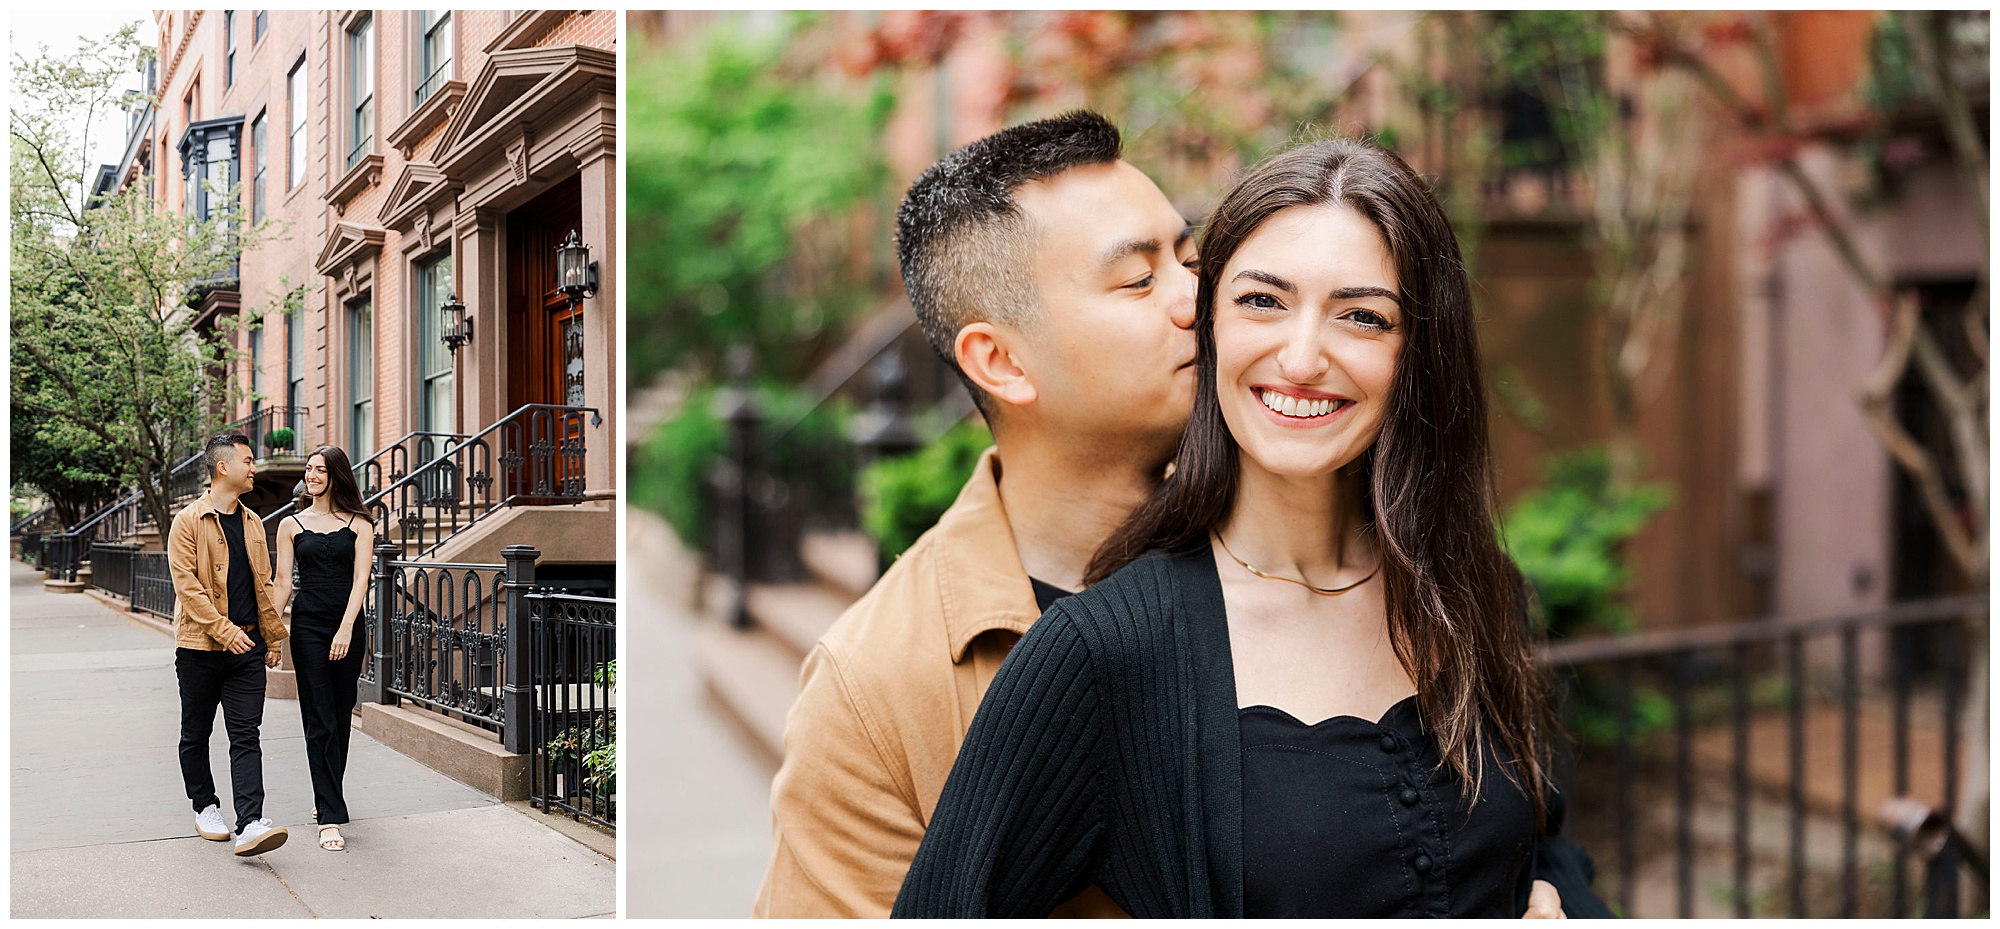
[1413,854,1432,874]
[1399,786,1421,807]
[1379,733,1399,754]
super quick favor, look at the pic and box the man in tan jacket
[170,433,291,857]
[753,113,1581,918]
[754,112,1196,918]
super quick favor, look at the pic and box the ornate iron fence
[370,404,599,559]
[526,591,616,828]
[88,542,139,600]
[365,543,509,733]
[1544,594,1988,918]
[131,551,173,619]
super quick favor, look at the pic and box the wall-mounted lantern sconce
[556,228,598,310]
[439,292,473,353]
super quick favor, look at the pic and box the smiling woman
[893,136,1611,919]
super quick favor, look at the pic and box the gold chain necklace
[1212,531,1380,595]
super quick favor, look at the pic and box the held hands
[1522,880,1566,919]
[330,623,355,661]
[265,648,282,670]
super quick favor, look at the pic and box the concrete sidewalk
[624,511,773,918]
[9,560,615,919]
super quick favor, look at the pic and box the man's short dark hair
[895,110,1122,420]
[206,433,252,481]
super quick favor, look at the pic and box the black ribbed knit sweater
[892,547,1610,919]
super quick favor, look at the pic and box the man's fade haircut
[895,110,1122,421]
[205,433,252,481]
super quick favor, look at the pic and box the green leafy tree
[11,376,124,527]
[626,19,895,383]
[11,24,274,532]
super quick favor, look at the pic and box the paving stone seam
[257,856,318,917]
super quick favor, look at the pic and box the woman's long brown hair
[1085,137,1555,824]
[298,445,375,525]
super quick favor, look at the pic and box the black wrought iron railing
[370,404,599,559]
[1544,594,1988,918]
[18,531,47,567]
[708,323,967,619]
[365,549,509,733]
[527,590,616,828]
[132,551,173,619]
[11,503,59,536]
[41,489,148,583]
[160,448,213,514]
[362,543,571,759]
[88,541,140,600]
[262,429,471,547]
[236,406,310,460]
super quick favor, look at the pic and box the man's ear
[955,321,1038,410]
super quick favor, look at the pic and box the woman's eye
[1235,292,1282,312]
[1346,309,1393,331]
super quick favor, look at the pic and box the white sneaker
[194,804,230,841]
[233,818,289,856]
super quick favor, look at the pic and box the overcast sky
[11,10,159,176]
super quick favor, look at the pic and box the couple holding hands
[755,112,1613,919]
[168,435,373,857]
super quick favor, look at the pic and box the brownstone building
[108,10,618,571]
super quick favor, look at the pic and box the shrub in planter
[265,427,296,453]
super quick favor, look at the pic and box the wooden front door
[505,176,586,502]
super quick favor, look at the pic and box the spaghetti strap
[345,513,356,529]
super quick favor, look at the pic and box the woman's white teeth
[1259,390,1341,418]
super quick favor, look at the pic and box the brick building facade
[110,10,618,572]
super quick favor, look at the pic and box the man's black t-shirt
[1029,577,1073,615]
[215,506,261,635]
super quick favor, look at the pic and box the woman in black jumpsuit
[274,446,375,852]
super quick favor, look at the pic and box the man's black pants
[176,633,267,833]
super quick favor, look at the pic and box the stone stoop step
[694,529,882,761]
[696,621,801,764]
[799,530,881,602]
[359,701,529,801]
[743,584,853,660]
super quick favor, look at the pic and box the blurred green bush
[859,418,992,565]
[630,383,856,555]
[1502,445,1672,639]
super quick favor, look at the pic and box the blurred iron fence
[1545,593,1988,918]
[88,541,139,600]
[131,551,173,619]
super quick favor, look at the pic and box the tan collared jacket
[753,448,1125,918]
[167,491,288,650]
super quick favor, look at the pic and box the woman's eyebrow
[1330,285,1401,306]
[1231,269,1295,293]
